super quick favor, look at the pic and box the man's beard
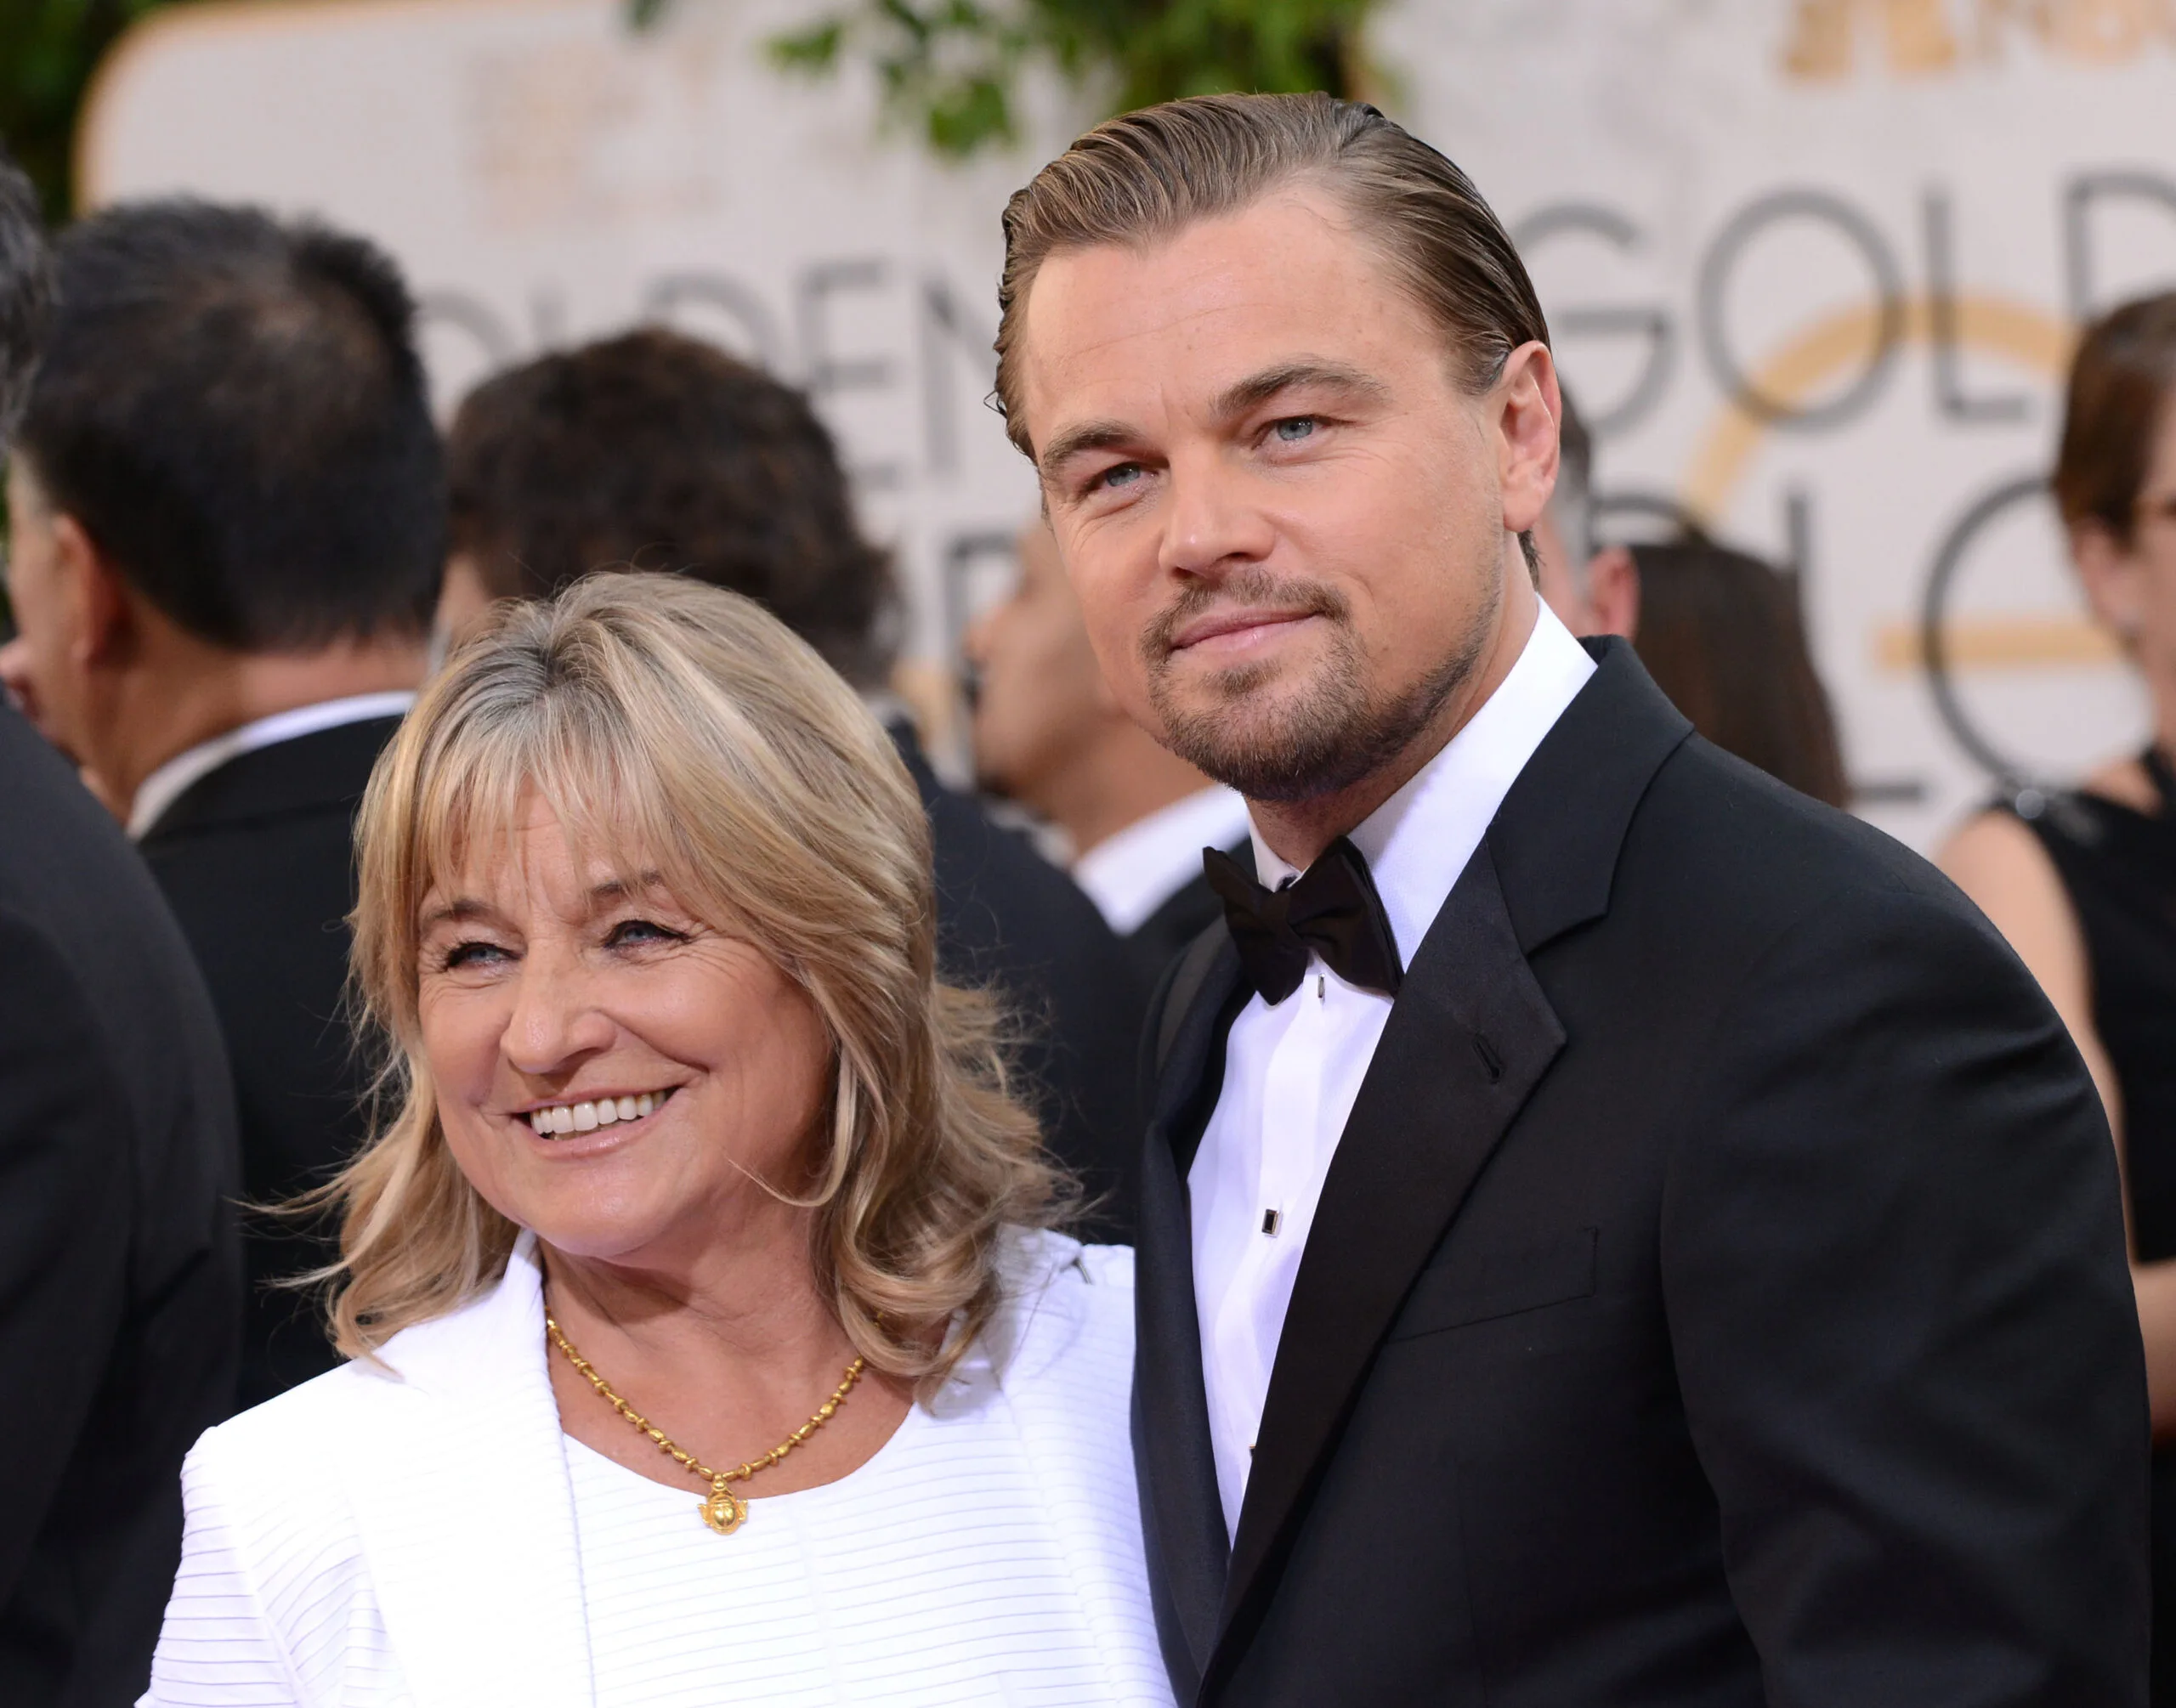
[1142,568,1498,804]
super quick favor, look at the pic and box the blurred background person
[1528,387,1850,808]
[1530,386,1638,640]
[1941,290,2176,1699]
[143,575,1168,1706]
[1628,537,1851,808]
[0,150,241,1705]
[966,518,1251,985]
[0,199,444,1406]
[440,326,1146,1229]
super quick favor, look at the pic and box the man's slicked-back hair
[18,198,444,651]
[0,145,51,444]
[994,92,1550,464]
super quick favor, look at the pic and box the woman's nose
[500,950,615,1076]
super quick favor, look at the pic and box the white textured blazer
[140,1230,1170,1707]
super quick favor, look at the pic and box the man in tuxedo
[0,154,241,1704]
[0,201,442,1406]
[439,326,1148,1227]
[966,517,1251,985]
[996,93,2147,1705]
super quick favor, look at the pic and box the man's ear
[1495,341,1561,537]
[2070,518,2145,644]
[53,512,138,669]
[1584,545,1641,640]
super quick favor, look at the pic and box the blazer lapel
[1135,938,1249,1692]
[1211,640,1693,1675]
[340,1236,597,1706]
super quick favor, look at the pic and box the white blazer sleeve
[139,1436,309,1706]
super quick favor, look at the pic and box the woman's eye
[439,941,506,971]
[605,919,685,949]
[1272,416,1319,444]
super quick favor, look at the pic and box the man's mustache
[1139,571,1351,667]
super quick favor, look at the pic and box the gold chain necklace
[545,1309,866,1536]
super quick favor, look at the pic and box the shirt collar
[1073,783,1254,936]
[127,689,418,840]
[1248,602,1596,969]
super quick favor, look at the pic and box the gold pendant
[700,1478,747,1536]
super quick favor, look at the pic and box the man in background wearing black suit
[0,201,443,1407]
[0,153,241,1705]
[997,93,2148,1705]
[966,516,1252,987]
[436,326,1148,1228]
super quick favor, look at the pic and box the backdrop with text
[84,0,2176,848]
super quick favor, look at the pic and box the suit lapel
[1135,938,1249,1691]
[341,1236,598,1706]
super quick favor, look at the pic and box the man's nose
[1159,455,1275,579]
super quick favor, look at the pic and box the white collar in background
[127,689,418,841]
[1073,783,1253,936]
[1248,602,1596,968]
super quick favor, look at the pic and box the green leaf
[771,20,847,71]
[764,0,1383,161]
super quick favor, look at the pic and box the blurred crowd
[0,119,2171,1703]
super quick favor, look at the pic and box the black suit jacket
[0,704,240,1706]
[892,725,1148,1237]
[1136,640,2147,1706]
[139,716,400,1409]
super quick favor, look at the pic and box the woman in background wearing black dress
[1943,291,2176,1699]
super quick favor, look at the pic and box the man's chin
[1153,687,1364,803]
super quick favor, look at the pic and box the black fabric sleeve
[0,910,133,1603]
[1662,880,2150,1706]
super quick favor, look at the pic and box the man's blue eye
[1100,462,1143,489]
[1273,416,1318,442]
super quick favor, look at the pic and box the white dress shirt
[1073,784,1253,936]
[126,690,418,840]
[1187,604,1596,1537]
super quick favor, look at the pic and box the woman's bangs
[406,682,722,939]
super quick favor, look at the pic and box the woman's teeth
[526,1089,671,1136]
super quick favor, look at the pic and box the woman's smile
[519,1084,679,1139]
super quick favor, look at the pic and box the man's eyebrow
[1037,419,1138,481]
[1211,360,1390,421]
[1035,362,1387,480]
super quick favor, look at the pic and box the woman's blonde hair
[321,572,1063,1388]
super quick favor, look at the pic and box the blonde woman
[139,574,1171,1707]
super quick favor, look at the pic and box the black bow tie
[1203,837,1404,1005]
